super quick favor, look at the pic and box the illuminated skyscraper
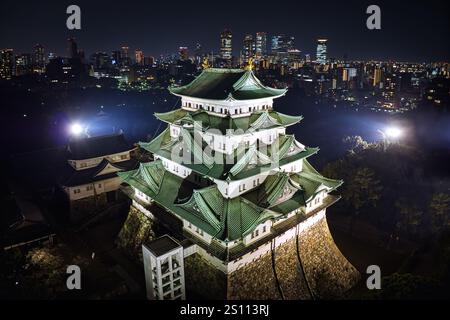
[316,39,328,64]
[243,34,255,63]
[0,49,14,79]
[220,29,233,61]
[33,44,46,73]
[373,67,382,87]
[178,47,189,61]
[121,46,129,59]
[255,32,267,60]
[194,43,202,64]
[135,49,144,65]
[15,53,32,76]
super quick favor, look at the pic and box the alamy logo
[66,5,81,30]
[366,265,381,290]
[366,5,381,30]
[66,265,81,290]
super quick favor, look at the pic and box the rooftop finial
[245,57,254,71]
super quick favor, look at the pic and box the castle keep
[118,66,359,299]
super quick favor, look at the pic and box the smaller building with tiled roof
[60,133,137,205]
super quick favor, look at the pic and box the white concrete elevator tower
[142,235,186,300]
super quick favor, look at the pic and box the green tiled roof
[119,165,281,241]
[291,159,343,201]
[118,158,342,240]
[169,68,287,100]
[177,185,280,241]
[139,128,319,181]
[242,172,305,214]
[154,109,302,134]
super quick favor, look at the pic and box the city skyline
[1,0,449,62]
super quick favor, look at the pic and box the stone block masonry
[226,216,360,299]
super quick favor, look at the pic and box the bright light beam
[70,123,84,136]
[385,127,402,139]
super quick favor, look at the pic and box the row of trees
[322,136,450,240]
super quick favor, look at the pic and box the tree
[429,193,450,233]
[343,167,383,233]
[342,135,371,154]
[394,199,424,237]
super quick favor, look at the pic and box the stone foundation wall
[70,193,108,222]
[226,216,359,300]
[274,238,312,300]
[116,205,156,263]
[184,253,227,300]
[298,217,360,299]
[227,251,281,300]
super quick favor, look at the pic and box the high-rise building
[373,67,382,87]
[144,56,155,66]
[0,49,14,79]
[255,32,267,60]
[220,29,233,60]
[121,46,129,59]
[15,53,32,76]
[271,35,294,54]
[243,34,255,63]
[135,49,144,65]
[287,49,302,68]
[178,47,189,61]
[68,38,78,59]
[118,67,360,300]
[111,50,121,66]
[91,52,111,69]
[33,44,46,73]
[194,43,202,64]
[316,39,328,64]
[120,46,130,67]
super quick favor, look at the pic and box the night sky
[1,0,449,62]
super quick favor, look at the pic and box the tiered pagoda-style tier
[119,68,344,262]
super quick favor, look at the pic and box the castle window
[251,229,259,239]
[263,226,267,233]
[211,106,215,112]
[234,109,238,114]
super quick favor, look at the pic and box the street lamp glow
[70,123,83,136]
[385,127,402,139]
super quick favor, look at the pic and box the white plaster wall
[180,97,274,117]
[66,176,122,201]
[69,151,131,170]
